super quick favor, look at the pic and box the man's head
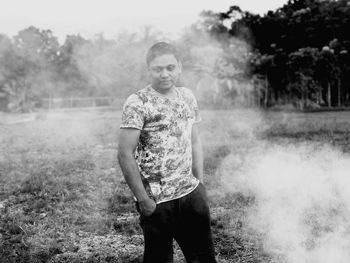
[146,42,182,92]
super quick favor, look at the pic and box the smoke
[4,19,349,263]
[72,34,149,98]
[174,27,255,108]
[68,25,350,263]
[180,25,350,262]
[217,113,350,263]
[0,22,256,112]
[70,27,256,109]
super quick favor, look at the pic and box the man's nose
[160,69,170,78]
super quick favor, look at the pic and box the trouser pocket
[135,201,158,229]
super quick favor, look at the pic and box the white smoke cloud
[218,139,350,263]
[176,28,255,107]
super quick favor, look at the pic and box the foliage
[174,23,254,108]
[202,0,350,108]
[1,0,350,111]
[0,27,163,112]
[287,47,320,108]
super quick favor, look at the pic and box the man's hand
[192,124,204,183]
[118,129,155,215]
[139,197,157,216]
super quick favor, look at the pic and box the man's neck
[152,86,178,99]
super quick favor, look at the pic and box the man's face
[148,54,182,92]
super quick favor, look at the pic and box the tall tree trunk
[338,79,341,107]
[264,75,268,107]
[327,82,331,108]
[317,86,322,106]
[304,88,308,109]
[301,88,308,110]
[300,93,304,110]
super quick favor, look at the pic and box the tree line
[0,27,162,112]
[201,0,350,109]
[0,0,349,111]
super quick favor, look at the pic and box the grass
[1,108,350,262]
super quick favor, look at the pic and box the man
[118,42,217,263]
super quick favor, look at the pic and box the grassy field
[1,108,350,263]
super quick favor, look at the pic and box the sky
[0,0,288,42]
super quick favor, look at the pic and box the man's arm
[192,123,204,183]
[117,128,156,216]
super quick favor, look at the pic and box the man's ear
[178,61,182,73]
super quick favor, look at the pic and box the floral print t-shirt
[120,85,201,204]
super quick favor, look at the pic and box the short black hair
[146,42,180,66]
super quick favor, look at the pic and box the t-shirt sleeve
[120,94,145,130]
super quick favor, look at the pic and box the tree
[338,49,350,106]
[249,53,274,107]
[55,34,93,97]
[316,46,339,107]
[7,26,60,111]
[215,0,350,107]
[0,34,15,110]
[287,47,319,109]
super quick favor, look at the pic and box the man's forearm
[118,152,150,202]
[192,139,204,183]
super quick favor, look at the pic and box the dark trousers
[137,183,217,263]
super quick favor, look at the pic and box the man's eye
[167,66,175,71]
[152,68,162,73]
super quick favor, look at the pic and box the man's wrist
[138,196,154,204]
[138,198,148,204]
[194,174,203,183]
